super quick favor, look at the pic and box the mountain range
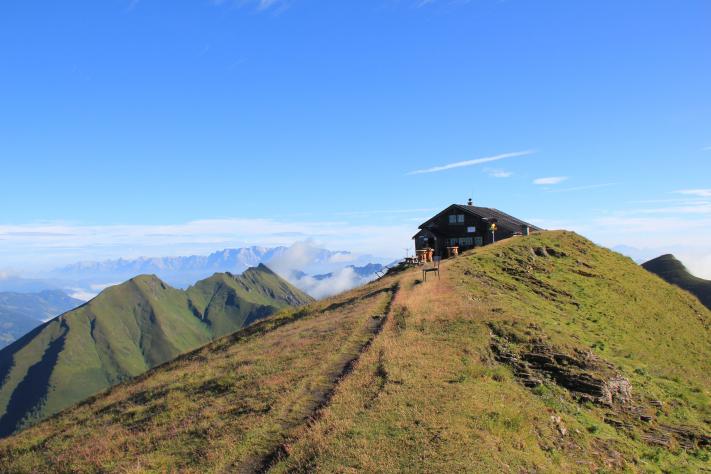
[0,265,311,437]
[48,245,377,287]
[1,231,708,472]
[643,254,711,311]
[40,244,387,299]
[50,246,290,286]
[0,291,82,349]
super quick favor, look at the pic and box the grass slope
[0,290,82,349]
[0,231,709,473]
[0,266,311,438]
[643,254,711,311]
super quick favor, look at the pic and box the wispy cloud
[0,218,413,272]
[675,189,711,198]
[702,146,711,151]
[210,0,286,11]
[547,182,617,193]
[485,168,513,178]
[533,176,568,185]
[407,150,534,175]
[637,205,711,215]
[256,0,282,10]
[334,208,437,217]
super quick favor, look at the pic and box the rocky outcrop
[489,322,631,406]
[489,321,710,452]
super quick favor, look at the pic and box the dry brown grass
[1,231,709,473]
[0,279,397,473]
[271,266,585,473]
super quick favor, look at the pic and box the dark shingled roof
[453,204,542,232]
[417,204,542,234]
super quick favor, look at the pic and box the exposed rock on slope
[0,231,708,473]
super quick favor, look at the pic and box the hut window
[448,214,465,224]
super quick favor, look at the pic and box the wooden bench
[422,256,441,281]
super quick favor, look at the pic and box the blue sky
[1,1,710,275]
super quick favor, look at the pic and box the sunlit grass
[1,231,708,473]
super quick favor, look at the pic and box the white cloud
[533,176,568,185]
[682,252,711,279]
[334,208,436,217]
[702,146,711,151]
[675,189,711,198]
[67,289,97,302]
[289,267,376,299]
[633,203,711,215]
[547,182,618,193]
[91,282,122,292]
[485,168,513,178]
[328,253,356,264]
[263,241,325,276]
[210,0,285,11]
[264,242,381,299]
[407,150,534,175]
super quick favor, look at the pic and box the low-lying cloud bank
[287,267,377,299]
[265,241,384,298]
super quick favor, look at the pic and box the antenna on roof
[467,198,473,206]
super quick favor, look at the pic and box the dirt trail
[236,283,400,474]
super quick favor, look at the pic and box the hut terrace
[413,200,540,259]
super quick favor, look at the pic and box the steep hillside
[0,265,311,437]
[0,232,709,473]
[643,254,711,311]
[0,290,83,348]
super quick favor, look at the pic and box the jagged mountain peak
[0,266,312,438]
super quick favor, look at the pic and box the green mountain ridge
[642,253,711,311]
[0,264,312,437]
[0,231,708,473]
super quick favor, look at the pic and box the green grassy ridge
[0,265,312,437]
[0,232,709,473]
[0,278,394,472]
[643,253,711,311]
[271,232,710,472]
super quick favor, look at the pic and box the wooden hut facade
[413,200,540,257]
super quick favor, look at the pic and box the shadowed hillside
[0,232,708,473]
[0,265,312,437]
[642,254,711,311]
[0,290,82,349]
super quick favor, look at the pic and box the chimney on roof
[467,198,473,206]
